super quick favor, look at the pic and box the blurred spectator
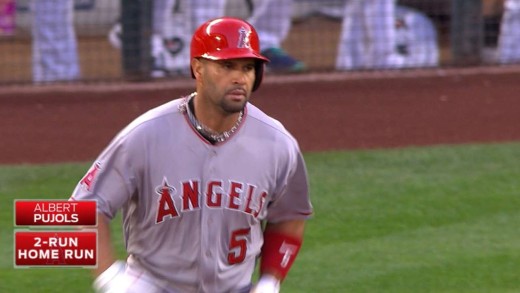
[108,0,190,77]
[248,0,306,72]
[497,0,520,63]
[32,0,80,83]
[150,0,180,76]
[335,0,405,70]
[392,5,438,68]
[297,0,438,70]
[108,0,221,77]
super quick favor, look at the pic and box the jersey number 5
[228,228,251,265]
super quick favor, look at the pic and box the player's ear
[191,58,203,79]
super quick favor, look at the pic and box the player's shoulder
[138,98,184,122]
[246,103,284,130]
[116,98,184,138]
[245,103,299,145]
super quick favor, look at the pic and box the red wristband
[260,230,302,281]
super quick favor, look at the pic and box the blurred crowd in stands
[0,0,518,83]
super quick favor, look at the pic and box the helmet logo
[237,27,251,49]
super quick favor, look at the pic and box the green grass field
[1,143,519,292]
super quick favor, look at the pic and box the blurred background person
[335,0,405,70]
[108,0,189,77]
[296,0,438,70]
[497,0,520,63]
[32,0,80,83]
[247,0,306,72]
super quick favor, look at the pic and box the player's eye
[221,61,234,69]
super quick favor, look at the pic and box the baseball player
[71,17,313,293]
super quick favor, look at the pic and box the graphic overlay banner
[15,200,96,226]
[14,231,97,267]
[13,199,98,268]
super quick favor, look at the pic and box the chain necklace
[178,92,244,143]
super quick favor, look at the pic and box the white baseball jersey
[71,95,313,292]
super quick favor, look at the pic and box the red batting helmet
[190,17,269,91]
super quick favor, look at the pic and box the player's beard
[220,98,247,114]
[220,90,250,114]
